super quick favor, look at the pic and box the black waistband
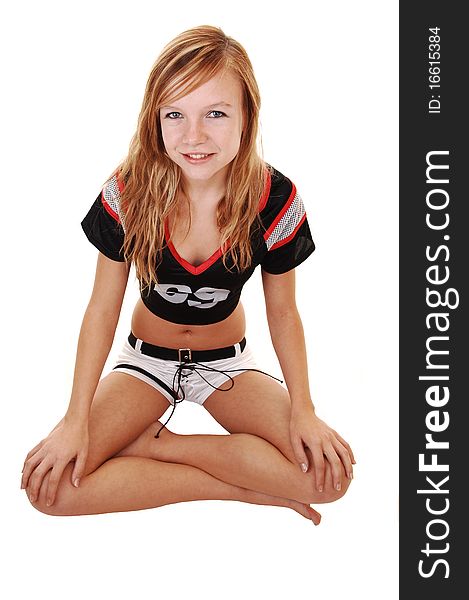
[128,332,247,363]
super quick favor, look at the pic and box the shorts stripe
[113,363,178,400]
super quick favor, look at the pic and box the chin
[180,164,230,182]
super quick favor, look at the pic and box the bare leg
[31,445,320,524]
[116,422,349,505]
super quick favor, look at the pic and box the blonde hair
[108,25,269,291]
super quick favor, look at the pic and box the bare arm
[261,268,312,410]
[65,253,130,424]
[21,252,130,505]
[262,268,355,490]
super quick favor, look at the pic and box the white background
[2,1,398,598]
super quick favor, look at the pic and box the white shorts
[113,336,260,406]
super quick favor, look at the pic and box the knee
[28,493,62,517]
[304,462,352,504]
[25,465,79,517]
[324,470,351,503]
[323,464,350,502]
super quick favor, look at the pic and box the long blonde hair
[107,25,269,290]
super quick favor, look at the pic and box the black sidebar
[400,2,466,596]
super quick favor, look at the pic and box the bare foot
[302,503,322,525]
[244,490,321,525]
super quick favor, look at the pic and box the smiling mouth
[181,153,215,163]
[183,153,214,159]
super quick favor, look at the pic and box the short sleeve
[261,180,315,274]
[81,178,126,262]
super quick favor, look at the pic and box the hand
[21,417,89,507]
[289,404,356,493]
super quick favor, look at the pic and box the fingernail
[73,478,80,488]
[348,472,353,480]
[336,483,341,491]
[300,463,308,473]
[46,499,52,507]
[318,485,323,493]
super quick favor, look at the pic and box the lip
[181,153,215,164]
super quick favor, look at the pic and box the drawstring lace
[154,360,283,438]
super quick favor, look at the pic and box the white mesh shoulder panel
[265,191,306,250]
[103,174,126,232]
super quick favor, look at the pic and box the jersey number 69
[154,283,230,309]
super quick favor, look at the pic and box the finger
[332,439,354,480]
[22,442,44,472]
[21,452,44,490]
[309,445,326,492]
[45,462,67,507]
[290,434,309,473]
[27,463,52,504]
[71,451,88,488]
[333,431,356,464]
[323,445,343,491]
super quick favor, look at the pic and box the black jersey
[81,165,315,325]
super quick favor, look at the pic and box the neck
[181,169,228,205]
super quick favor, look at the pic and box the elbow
[266,303,300,322]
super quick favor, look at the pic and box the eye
[207,110,226,118]
[164,111,182,119]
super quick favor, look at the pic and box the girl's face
[160,70,244,189]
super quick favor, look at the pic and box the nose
[182,118,207,146]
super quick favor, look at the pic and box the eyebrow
[161,101,233,110]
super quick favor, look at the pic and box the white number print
[155,283,230,309]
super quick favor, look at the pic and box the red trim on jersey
[263,180,297,241]
[164,170,271,276]
[101,190,121,223]
[164,221,231,276]
[269,212,306,250]
[115,171,125,193]
[258,169,272,211]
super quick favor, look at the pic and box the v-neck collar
[164,169,272,276]
[164,220,229,275]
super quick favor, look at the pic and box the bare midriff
[130,298,246,350]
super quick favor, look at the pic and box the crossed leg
[26,372,320,521]
[202,371,351,503]
[117,371,351,505]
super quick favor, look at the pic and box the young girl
[21,25,355,524]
